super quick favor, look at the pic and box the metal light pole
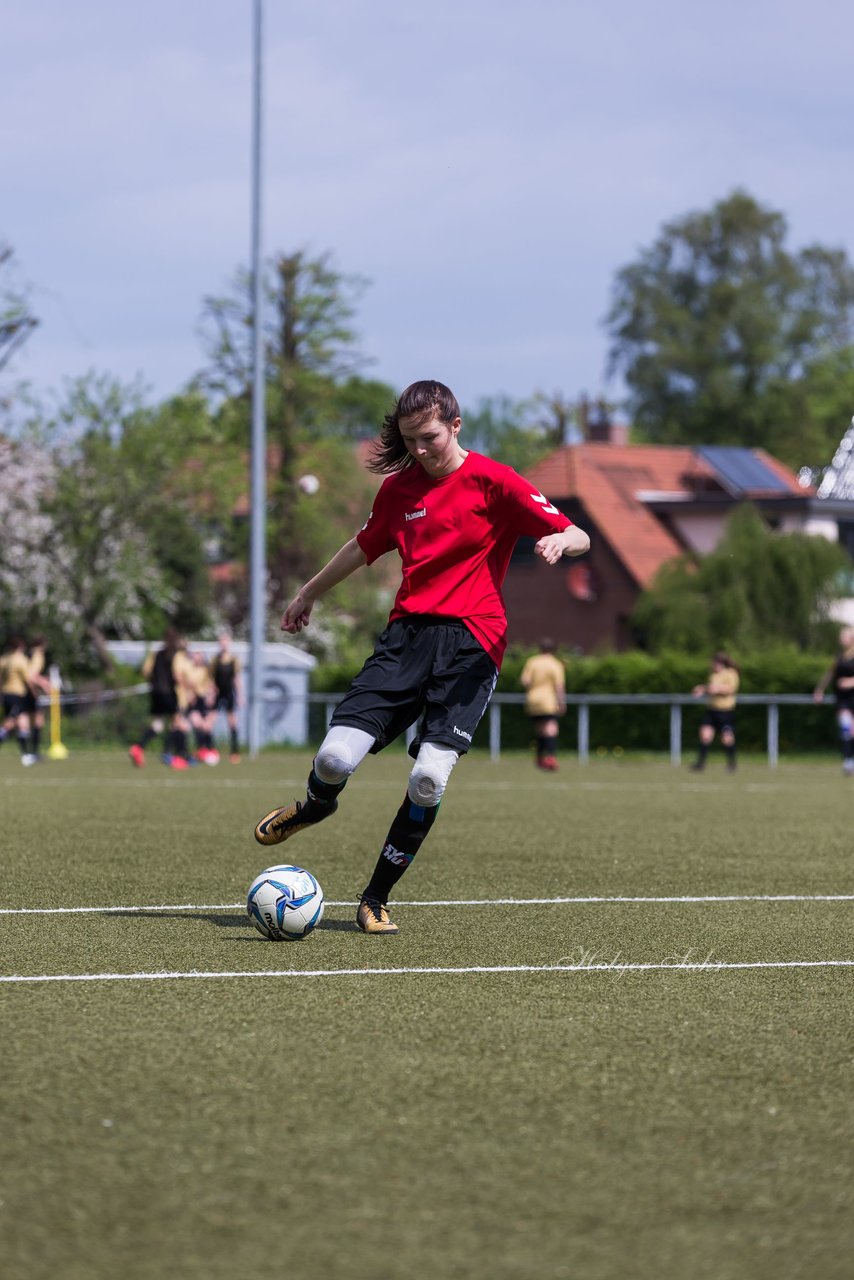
[248,0,266,757]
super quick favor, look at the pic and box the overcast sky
[3,0,853,416]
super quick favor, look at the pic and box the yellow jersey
[1,650,31,697]
[187,662,215,701]
[708,668,739,711]
[520,653,566,717]
[171,650,195,711]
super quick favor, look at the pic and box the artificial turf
[1,750,853,1280]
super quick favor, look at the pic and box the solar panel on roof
[696,447,791,495]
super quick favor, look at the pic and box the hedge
[312,647,839,755]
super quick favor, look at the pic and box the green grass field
[2,749,853,1280]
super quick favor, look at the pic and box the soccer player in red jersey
[254,380,590,934]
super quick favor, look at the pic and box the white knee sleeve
[408,742,460,807]
[314,725,375,784]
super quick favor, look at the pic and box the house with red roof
[502,424,817,653]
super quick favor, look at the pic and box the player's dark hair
[540,637,557,654]
[367,380,461,474]
[163,626,180,657]
[713,651,739,672]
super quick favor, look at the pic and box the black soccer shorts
[3,694,26,719]
[150,690,178,717]
[702,708,736,734]
[330,615,498,755]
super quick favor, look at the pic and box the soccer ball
[246,865,325,941]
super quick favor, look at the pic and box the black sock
[543,734,558,757]
[172,728,188,759]
[140,725,157,749]
[535,735,547,761]
[843,739,854,761]
[724,742,736,768]
[303,767,346,819]
[695,742,709,767]
[30,725,41,755]
[17,735,29,757]
[230,727,239,754]
[362,794,439,903]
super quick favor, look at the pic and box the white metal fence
[310,692,820,767]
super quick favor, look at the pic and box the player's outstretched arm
[281,537,368,633]
[534,524,590,565]
[813,664,835,702]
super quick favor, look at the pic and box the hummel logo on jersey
[453,725,473,742]
[405,508,426,522]
[530,492,559,515]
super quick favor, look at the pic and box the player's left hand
[534,534,566,565]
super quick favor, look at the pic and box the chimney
[587,400,628,445]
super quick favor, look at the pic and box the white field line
[4,776,839,794]
[2,893,854,916]
[2,960,854,985]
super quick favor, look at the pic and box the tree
[631,505,849,654]
[462,391,619,474]
[793,345,854,469]
[462,395,545,472]
[0,435,56,636]
[199,249,369,406]
[463,393,584,473]
[198,249,396,595]
[0,376,215,669]
[0,243,39,407]
[606,191,854,467]
[529,391,581,449]
[330,375,398,441]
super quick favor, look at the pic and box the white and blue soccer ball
[246,865,325,941]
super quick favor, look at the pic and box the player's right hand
[281,593,313,633]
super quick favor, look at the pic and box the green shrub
[311,645,837,754]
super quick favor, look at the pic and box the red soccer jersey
[356,451,572,667]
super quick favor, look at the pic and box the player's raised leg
[254,725,374,845]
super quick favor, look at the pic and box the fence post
[670,702,682,767]
[489,702,501,761]
[767,703,779,768]
[577,702,589,764]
